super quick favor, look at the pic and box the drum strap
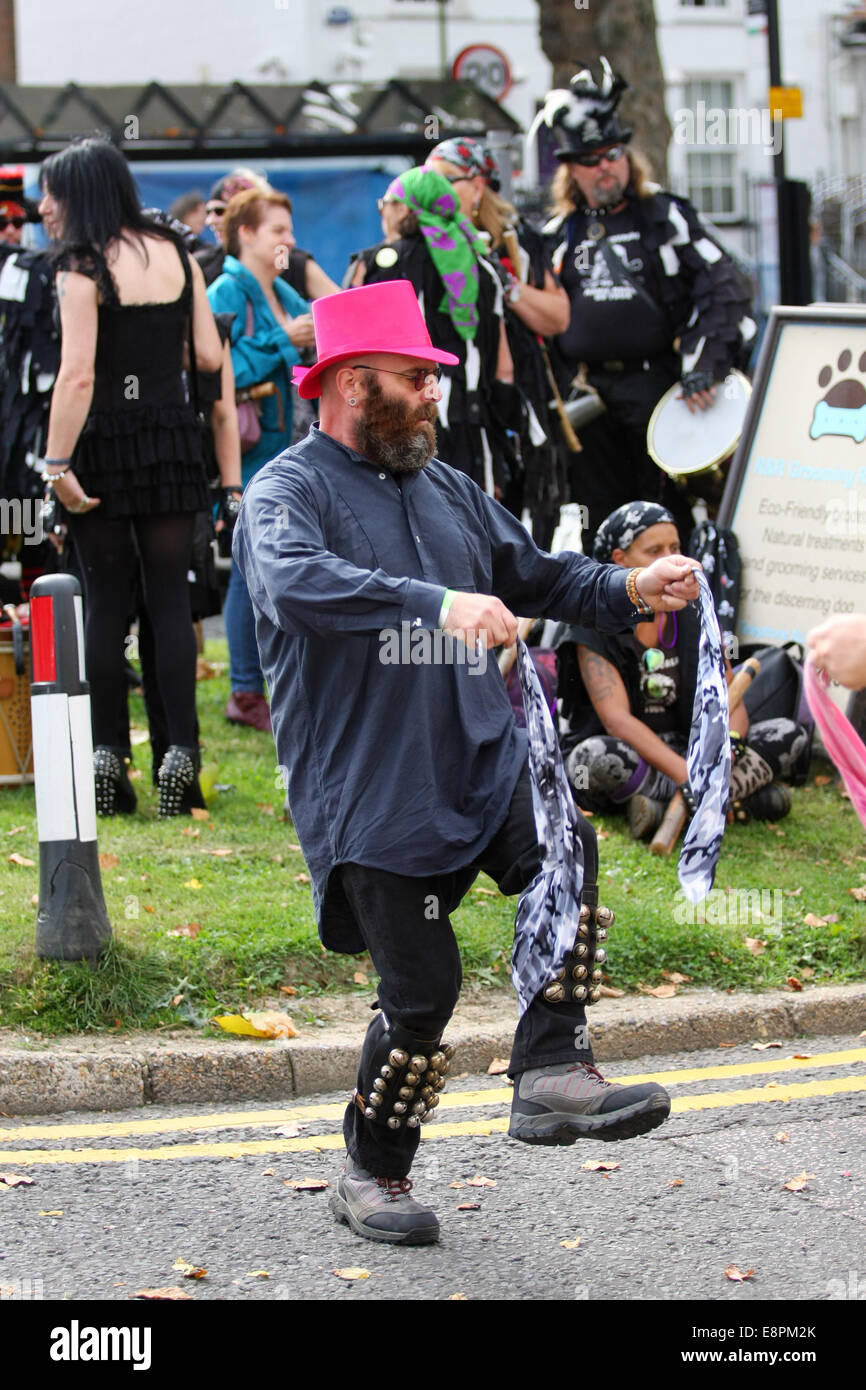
[596,238,665,323]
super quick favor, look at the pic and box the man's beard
[353,375,438,475]
[592,172,627,209]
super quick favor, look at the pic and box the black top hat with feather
[530,58,631,161]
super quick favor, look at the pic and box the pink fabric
[804,656,866,829]
[291,281,459,399]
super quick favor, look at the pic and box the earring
[348,397,357,407]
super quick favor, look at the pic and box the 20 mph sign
[452,44,513,102]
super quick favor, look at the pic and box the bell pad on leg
[354,1015,455,1131]
[541,900,615,1007]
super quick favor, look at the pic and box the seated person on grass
[555,502,809,837]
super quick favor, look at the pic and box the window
[680,79,740,220]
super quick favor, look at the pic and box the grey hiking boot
[330,1156,440,1245]
[509,1061,670,1145]
[628,793,664,840]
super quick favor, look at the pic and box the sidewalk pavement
[1,982,864,1117]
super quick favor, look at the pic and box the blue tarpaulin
[26,158,409,284]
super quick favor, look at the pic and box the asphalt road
[1,1033,864,1320]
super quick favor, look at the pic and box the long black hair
[40,134,179,260]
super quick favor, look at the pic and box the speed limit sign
[451,44,513,102]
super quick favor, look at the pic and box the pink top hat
[292,280,459,400]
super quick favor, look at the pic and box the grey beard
[354,422,436,474]
[593,178,626,209]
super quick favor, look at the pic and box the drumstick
[498,617,536,678]
[649,657,761,857]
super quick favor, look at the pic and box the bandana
[427,138,501,191]
[804,658,866,830]
[593,502,676,564]
[677,570,729,903]
[384,166,487,342]
[511,638,585,1015]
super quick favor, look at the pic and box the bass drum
[646,370,752,505]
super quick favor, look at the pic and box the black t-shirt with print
[556,204,671,365]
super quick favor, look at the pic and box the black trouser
[69,511,198,749]
[566,355,695,552]
[338,766,597,1178]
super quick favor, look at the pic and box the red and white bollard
[29,574,112,959]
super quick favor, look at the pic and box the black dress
[57,238,208,519]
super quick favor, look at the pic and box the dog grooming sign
[719,305,866,669]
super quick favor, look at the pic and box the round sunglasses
[571,145,627,169]
[351,364,443,392]
[0,216,26,230]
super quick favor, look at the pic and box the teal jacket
[207,256,309,482]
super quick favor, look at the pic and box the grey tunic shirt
[234,424,641,952]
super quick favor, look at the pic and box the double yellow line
[1,1048,864,1166]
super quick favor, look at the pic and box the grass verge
[1,640,864,1034]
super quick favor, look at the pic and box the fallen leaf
[282,1177,328,1190]
[784,886,803,897]
[167,922,202,938]
[666,1179,684,1187]
[792,1053,812,1060]
[0,1173,34,1187]
[774,1132,790,1142]
[181,827,200,838]
[597,829,609,840]
[800,967,815,979]
[849,886,866,901]
[293,873,310,884]
[598,985,625,998]
[472,887,498,897]
[581,1160,620,1172]
[783,1174,813,1193]
[814,774,832,785]
[98,853,119,869]
[448,1181,465,1189]
[661,971,691,984]
[723,1266,755,1283]
[190,807,210,821]
[559,1238,582,1249]
[262,1169,276,1177]
[448,1293,468,1300]
[172,1258,207,1279]
[802,913,827,927]
[638,983,677,998]
[286,843,303,852]
[143,905,155,914]
[353,970,369,986]
[207,847,234,858]
[717,1042,737,1049]
[487,1057,509,1074]
[183,878,202,891]
[333,1267,370,1280]
[457,1202,482,1211]
[6,826,26,835]
[170,995,184,1007]
[8,853,35,867]
[258,803,275,816]
[133,1286,193,1300]
[279,985,298,996]
[466,1175,497,1188]
[246,1270,270,1279]
[39,1210,63,1216]
[212,1011,298,1038]
[744,937,766,955]
[751,1041,782,1050]
[786,977,804,992]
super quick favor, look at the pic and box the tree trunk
[536,0,670,183]
[0,0,16,82]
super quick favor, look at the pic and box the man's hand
[679,370,717,415]
[285,314,316,350]
[443,592,518,650]
[635,556,701,612]
[807,613,866,691]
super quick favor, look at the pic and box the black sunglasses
[0,216,26,230]
[571,145,627,168]
[351,364,443,392]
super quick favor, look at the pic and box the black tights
[69,511,198,749]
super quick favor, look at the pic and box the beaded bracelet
[45,468,71,485]
[625,567,653,615]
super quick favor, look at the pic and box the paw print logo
[809,350,866,443]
